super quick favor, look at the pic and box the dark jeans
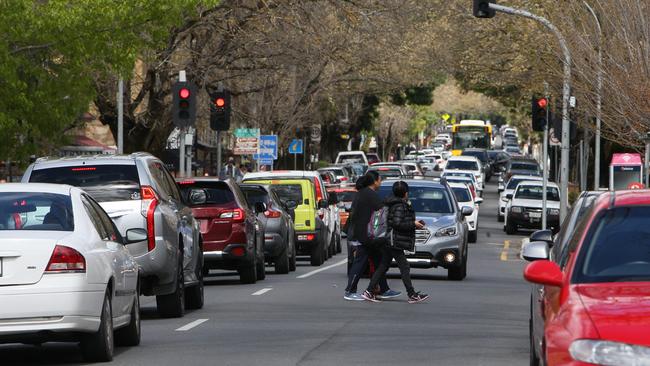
[367,246,415,296]
[345,245,389,294]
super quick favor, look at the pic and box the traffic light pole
[179,127,186,178]
[542,84,549,230]
[489,2,572,221]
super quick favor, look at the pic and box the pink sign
[611,153,642,166]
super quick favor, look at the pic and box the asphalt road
[0,180,531,366]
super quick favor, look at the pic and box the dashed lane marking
[500,240,511,261]
[297,259,347,279]
[252,288,273,296]
[175,319,209,332]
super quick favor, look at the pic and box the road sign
[441,113,451,122]
[311,125,321,143]
[289,139,303,154]
[258,158,274,166]
[234,128,260,138]
[253,135,278,160]
[234,137,259,155]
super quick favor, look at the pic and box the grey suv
[378,179,472,280]
[22,153,204,318]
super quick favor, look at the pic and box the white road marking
[297,259,347,279]
[252,288,273,296]
[175,319,209,332]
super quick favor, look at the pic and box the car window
[452,187,472,202]
[80,195,109,240]
[161,166,182,201]
[510,163,538,171]
[515,185,560,201]
[148,161,174,199]
[29,165,140,202]
[446,160,478,170]
[87,196,120,242]
[335,190,357,202]
[177,181,236,206]
[574,206,650,283]
[241,187,270,208]
[271,184,304,205]
[378,186,454,214]
[0,192,74,231]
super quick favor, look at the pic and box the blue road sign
[254,135,278,160]
[258,159,274,166]
[289,139,303,154]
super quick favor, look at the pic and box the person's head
[228,157,235,165]
[239,164,246,171]
[392,181,409,199]
[355,170,381,191]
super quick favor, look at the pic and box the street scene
[1,1,650,366]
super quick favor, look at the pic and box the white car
[504,181,561,235]
[449,182,482,243]
[0,183,141,362]
[442,169,483,195]
[498,175,543,222]
[444,156,484,187]
[335,151,368,165]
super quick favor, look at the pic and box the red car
[523,190,650,365]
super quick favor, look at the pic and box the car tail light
[140,186,158,252]
[340,177,348,182]
[230,247,246,257]
[265,210,282,218]
[220,208,245,223]
[314,178,324,202]
[45,245,86,273]
[298,234,315,241]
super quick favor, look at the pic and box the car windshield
[338,154,364,164]
[334,191,356,202]
[514,185,560,201]
[452,187,472,202]
[510,163,537,171]
[270,184,303,204]
[379,186,454,214]
[370,168,402,178]
[446,160,478,170]
[444,172,475,182]
[576,206,650,283]
[0,192,74,231]
[461,151,487,162]
[240,187,270,208]
[507,178,537,190]
[178,181,235,206]
[29,165,140,202]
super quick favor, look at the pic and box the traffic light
[532,96,549,132]
[473,0,496,18]
[172,81,197,128]
[209,90,231,131]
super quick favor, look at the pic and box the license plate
[529,212,542,218]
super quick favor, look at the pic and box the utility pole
[177,71,187,177]
[583,1,602,190]
[542,83,549,230]
[117,78,124,154]
[488,2,572,221]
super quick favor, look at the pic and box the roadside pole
[542,83,549,230]
[490,2,572,221]
[216,131,221,176]
[583,1,602,190]
[117,78,124,154]
[178,71,187,177]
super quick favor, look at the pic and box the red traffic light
[215,98,226,107]
[179,87,191,99]
[537,98,548,109]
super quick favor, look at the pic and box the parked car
[461,148,492,182]
[367,165,409,180]
[23,153,204,318]
[335,151,368,165]
[0,183,141,362]
[243,171,339,266]
[504,180,560,234]
[504,146,522,156]
[240,183,297,274]
[444,156,484,188]
[366,153,381,165]
[176,178,266,284]
[377,179,472,280]
[326,186,356,237]
[498,175,543,222]
[522,189,650,366]
[526,191,602,366]
[449,182,482,243]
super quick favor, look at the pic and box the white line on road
[252,288,273,296]
[175,319,209,332]
[297,259,347,279]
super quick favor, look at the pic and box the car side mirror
[522,241,550,262]
[188,189,207,205]
[254,202,267,214]
[318,199,329,209]
[524,260,563,287]
[461,206,473,216]
[530,229,554,246]
[284,200,298,210]
[474,197,483,205]
[328,192,339,205]
[505,193,513,200]
[125,228,148,244]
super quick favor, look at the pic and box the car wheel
[115,283,141,347]
[448,252,466,281]
[274,246,290,274]
[185,250,204,310]
[468,230,477,243]
[505,219,517,235]
[310,237,325,266]
[81,292,114,362]
[239,252,258,284]
[156,254,185,318]
[336,232,342,254]
[289,236,297,272]
[327,236,335,258]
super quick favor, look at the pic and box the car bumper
[509,213,560,229]
[0,275,105,336]
[264,232,287,258]
[295,231,320,254]
[203,243,254,270]
[404,236,464,269]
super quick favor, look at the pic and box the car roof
[244,171,319,180]
[509,174,543,181]
[516,180,559,188]
[379,179,447,189]
[0,182,75,195]
[447,156,480,162]
[31,152,153,168]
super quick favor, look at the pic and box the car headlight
[548,208,560,216]
[435,226,457,237]
[569,339,650,365]
[511,206,523,213]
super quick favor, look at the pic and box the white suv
[444,156,484,187]
[335,151,368,165]
[449,182,482,243]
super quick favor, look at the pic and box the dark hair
[355,170,380,190]
[392,181,409,198]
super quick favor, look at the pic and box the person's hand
[415,220,425,229]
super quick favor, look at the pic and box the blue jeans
[345,244,389,294]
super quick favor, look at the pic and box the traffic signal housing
[172,81,197,128]
[473,0,496,18]
[209,90,231,131]
[532,96,549,132]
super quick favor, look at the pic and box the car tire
[81,292,114,362]
[327,236,335,258]
[448,252,466,281]
[185,251,204,310]
[115,284,141,347]
[497,214,504,223]
[156,254,185,318]
[529,319,540,366]
[274,247,290,274]
[506,219,517,235]
[468,230,477,243]
[289,237,297,272]
[336,232,342,254]
[310,237,325,266]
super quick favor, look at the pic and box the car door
[147,161,183,267]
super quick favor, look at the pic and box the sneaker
[377,289,402,300]
[408,292,429,304]
[344,292,365,301]
[362,290,382,303]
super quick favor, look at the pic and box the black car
[461,148,492,182]
[488,150,511,174]
[504,157,541,181]
[240,184,297,274]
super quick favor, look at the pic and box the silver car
[378,179,472,280]
[22,153,204,318]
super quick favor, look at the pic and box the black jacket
[347,187,383,244]
[385,196,416,250]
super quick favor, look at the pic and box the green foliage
[0,0,214,160]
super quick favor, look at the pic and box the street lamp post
[583,1,602,190]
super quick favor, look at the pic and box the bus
[451,120,492,155]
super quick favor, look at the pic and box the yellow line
[500,240,510,261]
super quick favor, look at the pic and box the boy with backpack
[362,181,429,304]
